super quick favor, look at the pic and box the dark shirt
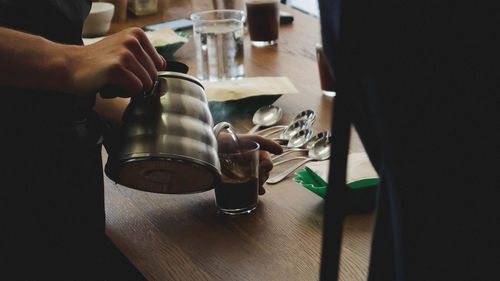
[0,2,147,280]
[318,0,499,280]
[0,1,106,279]
[0,0,95,124]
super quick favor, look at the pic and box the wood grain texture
[104,1,373,280]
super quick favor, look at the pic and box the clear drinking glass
[215,138,260,215]
[191,10,246,81]
[245,0,279,47]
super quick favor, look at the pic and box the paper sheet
[146,27,189,46]
[82,27,188,46]
[306,152,378,184]
[202,76,298,102]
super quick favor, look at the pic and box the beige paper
[202,76,298,102]
[306,152,378,184]
[345,152,379,184]
[82,27,188,46]
[146,28,189,47]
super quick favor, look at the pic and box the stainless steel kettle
[105,71,221,194]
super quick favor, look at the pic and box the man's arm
[0,27,72,93]
[0,27,165,97]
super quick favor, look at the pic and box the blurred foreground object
[128,0,158,16]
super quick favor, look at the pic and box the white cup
[82,2,115,38]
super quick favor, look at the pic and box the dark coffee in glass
[215,177,258,211]
[246,0,279,46]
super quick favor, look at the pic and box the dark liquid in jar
[211,0,244,9]
[215,177,258,210]
[316,46,336,91]
[246,1,279,42]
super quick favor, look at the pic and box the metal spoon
[273,135,331,166]
[247,105,283,134]
[266,119,311,141]
[272,130,330,162]
[293,109,316,126]
[266,136,331,184]
[306,130,330,149]
[271,129,314,160]
[273,133,331,166]
[286,128,314,149]
[254,109,316,136]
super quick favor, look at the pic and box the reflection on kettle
[105,72,221,194]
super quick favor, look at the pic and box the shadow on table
[209,95,281,124]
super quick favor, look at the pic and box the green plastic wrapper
[294,166,379,214]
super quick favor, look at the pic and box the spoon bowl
[306,131,331,150]
[254,109,316,136]
[287,129,314,149]
[293,109,316,126]
[247,105,283,134]
[279,120,312,140]
[307,136,331,161]
[265,119,311,140]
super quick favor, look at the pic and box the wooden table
[103,2,374,280]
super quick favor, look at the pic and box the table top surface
[103,1,373,280]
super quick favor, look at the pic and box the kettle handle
[213,121,242,153]
[99,85,128,99]
[213,122,233,139]
[99,80,159,99]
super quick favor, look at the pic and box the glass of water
[191,10,246,81]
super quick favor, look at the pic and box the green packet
[209,95,281,124]
[154,31,191,60]
[294,166,379,214]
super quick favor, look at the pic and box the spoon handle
[273,156,309,166]
[258,126,287,137]
[266,158,313,184]
[271,149,308,162]
[247,124,261,134]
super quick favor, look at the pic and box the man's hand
[0,27,165,97]
[236,134,283,195]
[66,27,166,96]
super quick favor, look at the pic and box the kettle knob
[99,80,159,99]
[99,85,127,99]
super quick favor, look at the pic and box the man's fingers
[259,151,274,173]
[107,64,143,96]
[120,51,154,92]
[240,134,283,155]
[123,36,159,85]
[133,28,166,70]
[258,151,273,194]
[259,185,266,195]
[160,57,166,70]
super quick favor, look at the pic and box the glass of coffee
[245,0,279,47]
[215,138,260,215]
[316,43,336,97]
